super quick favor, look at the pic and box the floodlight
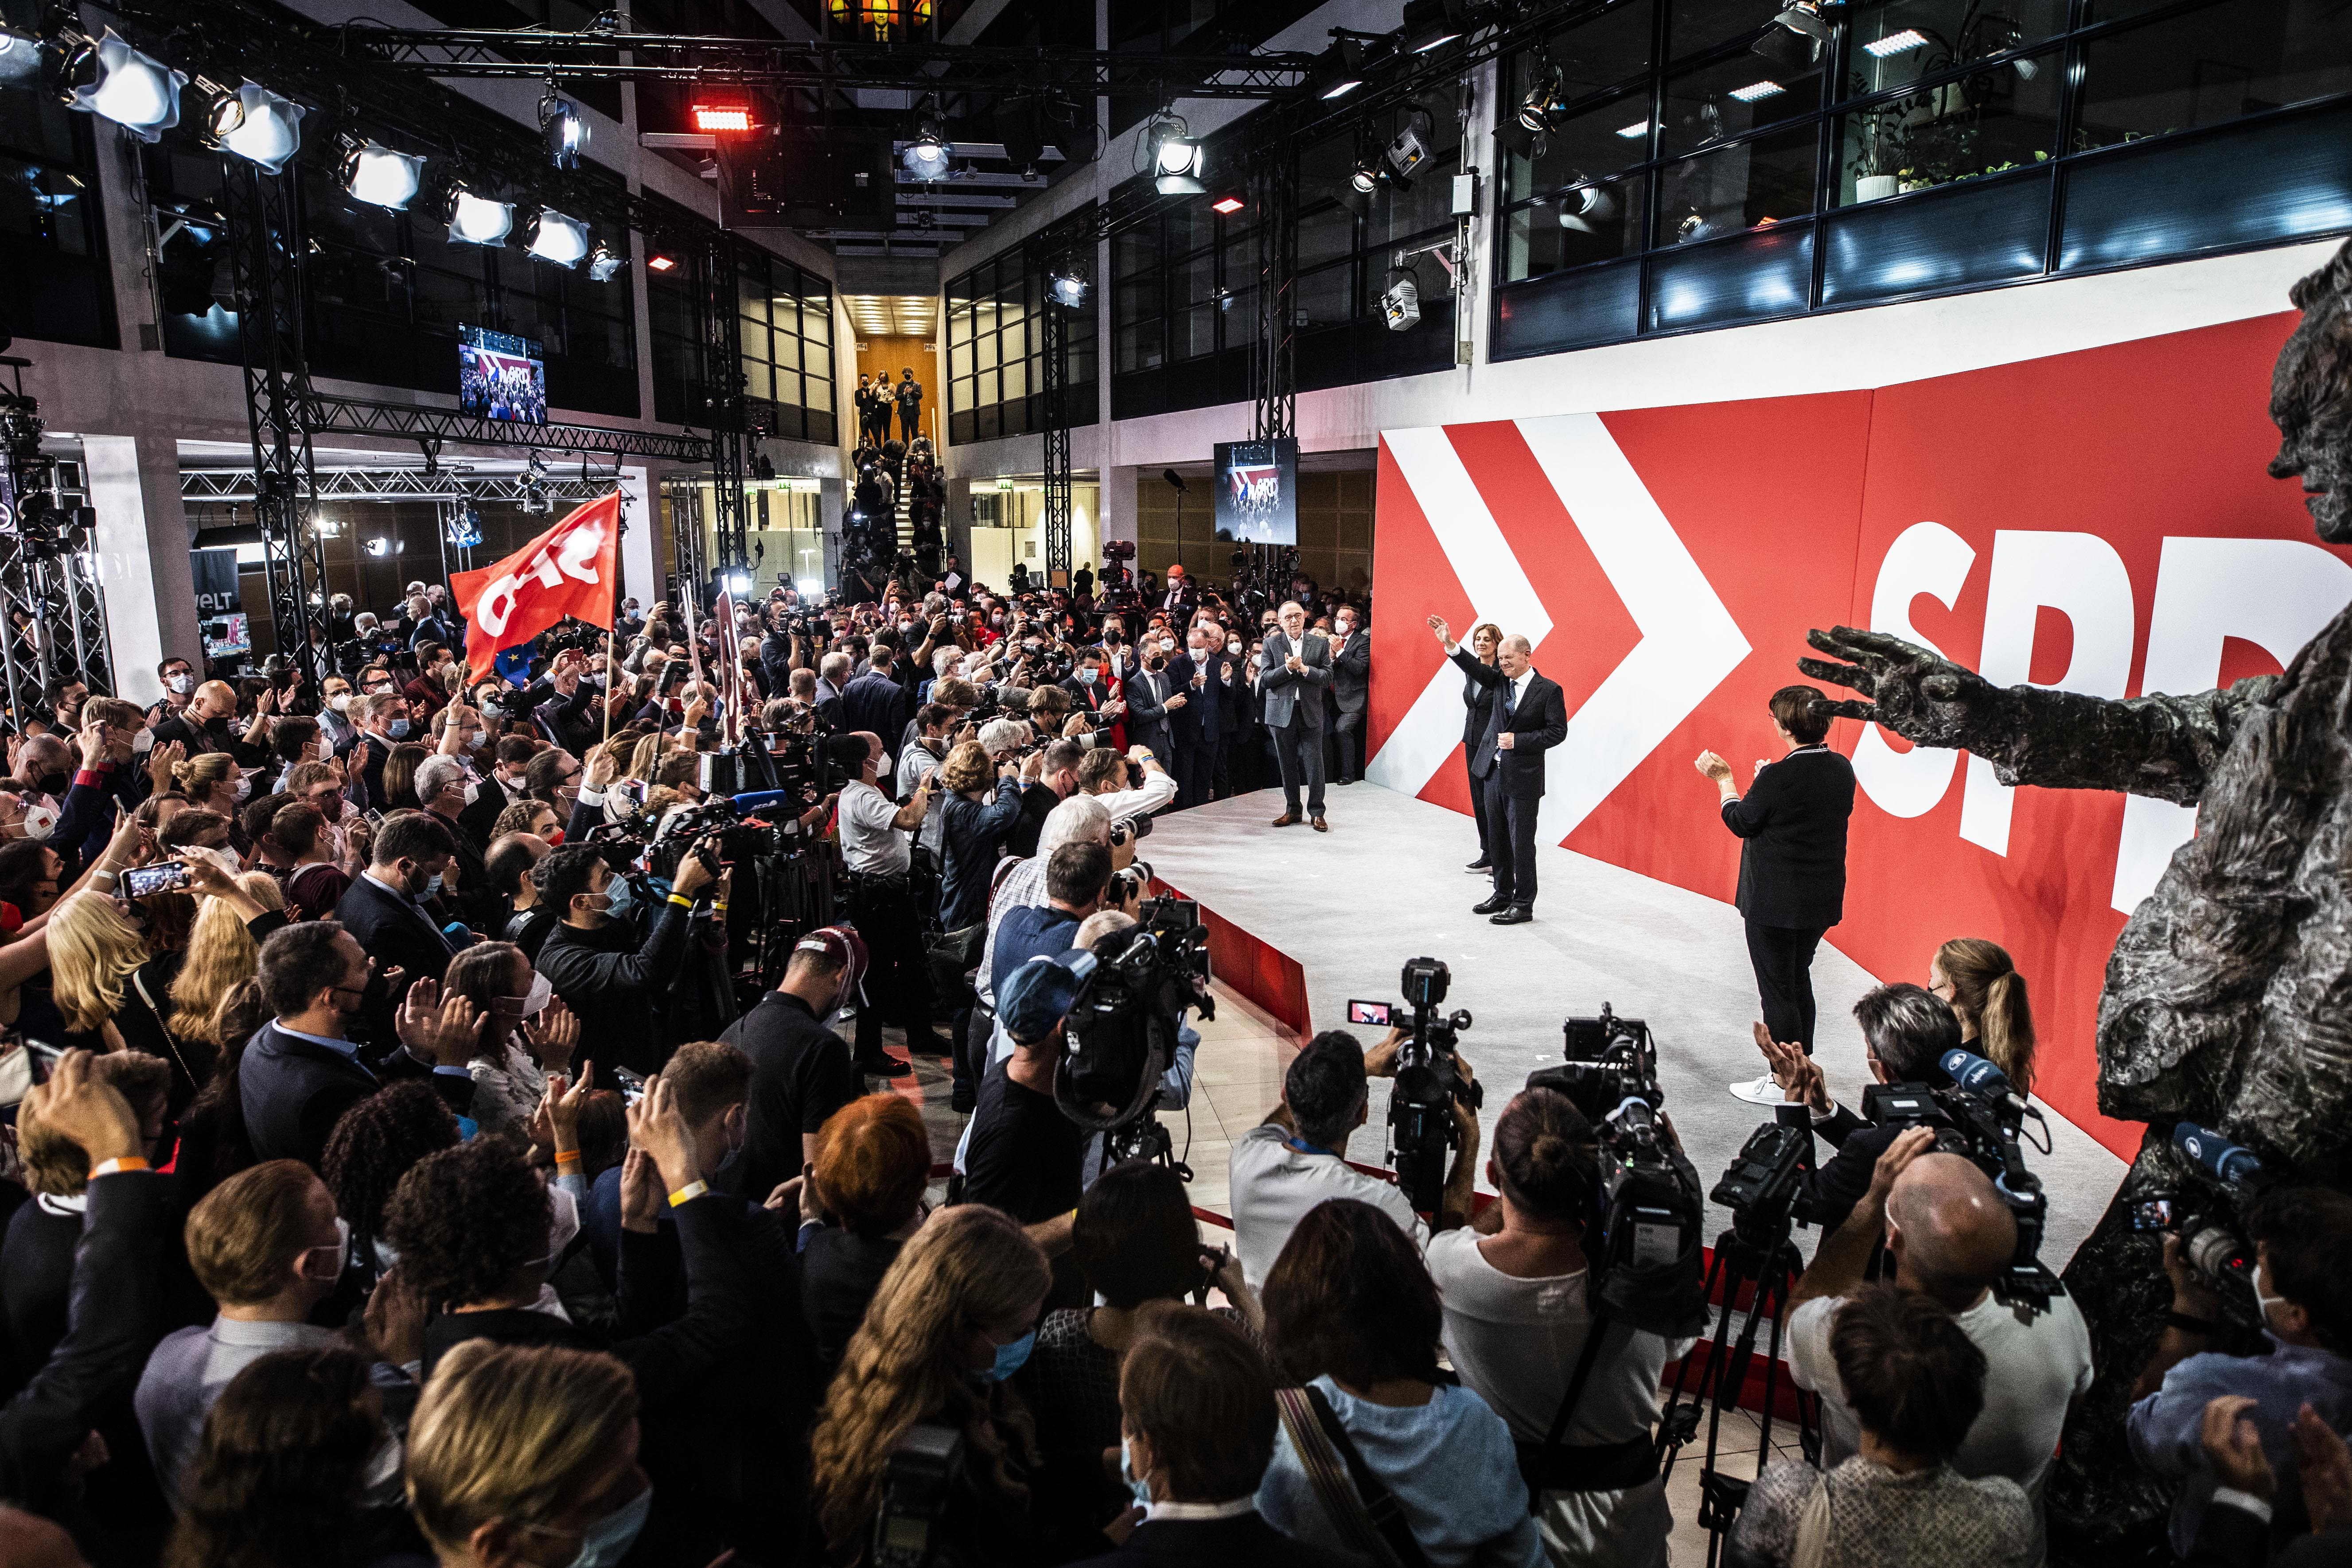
[692,100,754,132]
[525,207,590,268]
[540,89,588,169]
[444,186,515,246]
[67,30,183,142]
[340,138,424,209]
[1049,268,1088,308]
[1517,60,1567,132]
[587,243,625,282]
[1382,268,1420,331]
[725,570,753,594]
[1151,114,1205,195]
[217,83,304,172]
[902,104,950,180]
[0,26,43,87]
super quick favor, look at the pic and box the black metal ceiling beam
[296,391,710,463]
[339,26,1317,99]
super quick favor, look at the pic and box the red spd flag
[452,492,621,680]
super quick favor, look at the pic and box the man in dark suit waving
[1452,628,1567,924]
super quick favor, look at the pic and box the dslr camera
[1526,1003,1707,1337]
[1351,958,1481,1215]
[874,1424,964,1568]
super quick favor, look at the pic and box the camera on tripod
[2131,1120,2279,1330]
[1350,958,1480,1215]
[1858,1046,2065,1311]
[1524,1002,1707,1337]
[1055,906,1214,1172]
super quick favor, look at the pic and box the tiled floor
[867,982,1795,1567]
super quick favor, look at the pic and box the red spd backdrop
[1365,313,2352,1160]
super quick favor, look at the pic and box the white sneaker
[1727,1073,1784,1105]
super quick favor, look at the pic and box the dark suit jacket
[456,771,522,848]
[332,874,460,1042]
[238,1021,475,1171]
[1719,745,1856,929]
[2185,1495,2352,1568]
[1473,668,1569,796]
[1163,654,1228,748]
[1329,632,1371,715]
[1065,1512,1367,1568]
[1123,666,1179,760]
[840,670,910,760]
[1450,646,1506,748]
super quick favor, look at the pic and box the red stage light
[1211,194,1246,214]
[646,254,678,272]
[692,104,754,133]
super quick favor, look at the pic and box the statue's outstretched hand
[1799,626,2002,747]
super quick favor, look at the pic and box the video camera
[1351,958,1481,1215]
[2133,1120,2279,1330]
[1859,1046,2065,1311]
[1525,1003,1707,1338]
[1055,899,1213,1171]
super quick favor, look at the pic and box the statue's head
[2272,239,2352,543]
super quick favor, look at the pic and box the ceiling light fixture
[539,87,588,169]
[1863,28,1928,57]
[1729,80,1786,101]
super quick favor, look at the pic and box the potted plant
[1849,101,1910,202]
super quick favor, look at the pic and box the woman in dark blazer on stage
[1452,620,1505,870]
[1695,684,1854,1101]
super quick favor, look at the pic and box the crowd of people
[0,552,2344,1568]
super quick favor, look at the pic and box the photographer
[1079,745,1178,822]
[2128,1186,2352,1559]
[1787,1131,2092,1564]
[723,926,867,1205]
[1429,1086,1694,1568]
[1008,738,1087,860]
[939,742,1027,932]
[1757,982,1965,1233]
[840,731,949,1074]
[963,950,1094,1228]
[532,842,712,1077]
[1228,1027,1480,1292]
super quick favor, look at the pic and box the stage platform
[1142,783,2125,1269]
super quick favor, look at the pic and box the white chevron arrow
[1365,426,1554,797]
[1369,414,1752,849]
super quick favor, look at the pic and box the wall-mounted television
[459,324,546,425]
[1214,437,1298,546]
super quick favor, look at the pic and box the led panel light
[1729,80,1786,101]
[1616,120,1651,139]
[646,254,678,272]
[1210,193,1245,214]
[1863,28,1928,56]
[692,103,754,132]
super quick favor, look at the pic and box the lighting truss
[182,467,615,503]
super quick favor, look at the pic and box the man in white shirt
[1084,745,1179,821]
[1227,1027,1480,1291]
[838,731,944,1073]
[1784,1129,2093,1567]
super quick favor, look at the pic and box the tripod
[1656,1222,1817,1568]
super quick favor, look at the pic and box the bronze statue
[1798,238,2352,1549]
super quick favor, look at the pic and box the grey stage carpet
[1143,782,2124,1270]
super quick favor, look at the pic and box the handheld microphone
[1939,1047,2033,1118]
[2172,1121,2275,1194]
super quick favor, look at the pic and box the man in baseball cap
[963,950,1097,1226]
[719,923,874,1199]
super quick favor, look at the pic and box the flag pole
[602,621,619,747]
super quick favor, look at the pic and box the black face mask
[35,771,67,797]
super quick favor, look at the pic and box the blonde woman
[810,1204,1053,1563]
[166,872,284,1056]
[1930,937,2037,1098]
[47,891,199,1101]
[170,752,244,826]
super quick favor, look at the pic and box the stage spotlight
[365,536,390,556]
[1556,180,1618,233]
[66,30,183,142]
[1150,113,1205,195]
[691,99,754,133]
[214,82,304,172]
[1753,2,1829,71]
[902,102,950,180]
[725,569,753,594]
[1386,106,1434,184]
[1517,59,1567,133]
[525,207,590,267]
[443,185,515,246]
[1312,38,1367,99]
[539,88,588,169]
[1349,147,1382,194]
[339,137,424,209]
[0,26,45,86]
[1382,267,1421,331]
[587,243,625,281]
[1049,268,1088,308]
[1402,0,1464,54]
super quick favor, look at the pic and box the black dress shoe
[1490,905,1534,926]
[904,1033,955,1058]
[856,1051,913,1078]
[1465,857,1491,872]
[1336,776,1357,786]
[1472,895,1511,915]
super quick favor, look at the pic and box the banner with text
[1365,312,2341,1160]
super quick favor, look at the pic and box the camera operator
[1787,1131,2092,1565]
[1228,1027,1479,1291]
[2127,1186,2352,1559]
[1429,1086,1695,1568]
[840,731,949,1074]
[963,949,1095,1232]
[1757,981,1965,1233]
[531,841,713,1077]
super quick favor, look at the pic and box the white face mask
[232,774,253,803]
[2255,1261,2293,1330]
[329,692,353,713]
[525,969,553,1017]
[19,805,55,841]
[131,728,155,755]
[167,673,194,696]
[462,781,480,805]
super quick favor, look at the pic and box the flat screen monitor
[1213,437,1298,546]
[459,324,547,425]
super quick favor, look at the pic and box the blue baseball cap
[999,949,1097,1044]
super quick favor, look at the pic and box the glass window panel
[974,330,1001,373]
[1220,234,1255,287]
[740,359,771,401]
[1495,256,1643,356]
[1662,51,1827,156]
[1118,319,1164,371]
[1836,56,2060,202]
[1543,0,1656,97]
[1381,148,1463,244]
[1164,202,1214,256]
[1297,201,1356,270]
[1173,302,1219,360]
[1172,249,1216,306]
[1657,121,1819,241]
[806,374,832,412]
[1115,229,1157,279]
[1295,261,1353,327]
[1115,278,1159,329]
[1647,221,1815,330]
[1667,0,1779,64]
[2060,97,2352,269]
[1821,167,2048,300]
[804,298,831,343]
[1841,0,2067,101]
[1002,358,1028,400]
[972,369,998,406]
[1514,92,1655,204]
[949,340,973,378]
[951,374,976,410]
[2075,0,2352,152]
[1508,173,1650,280]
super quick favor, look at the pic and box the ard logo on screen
[1212,436,1298,547]
[1371,401,2352,918]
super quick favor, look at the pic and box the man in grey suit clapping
[1257,600,1332,830]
